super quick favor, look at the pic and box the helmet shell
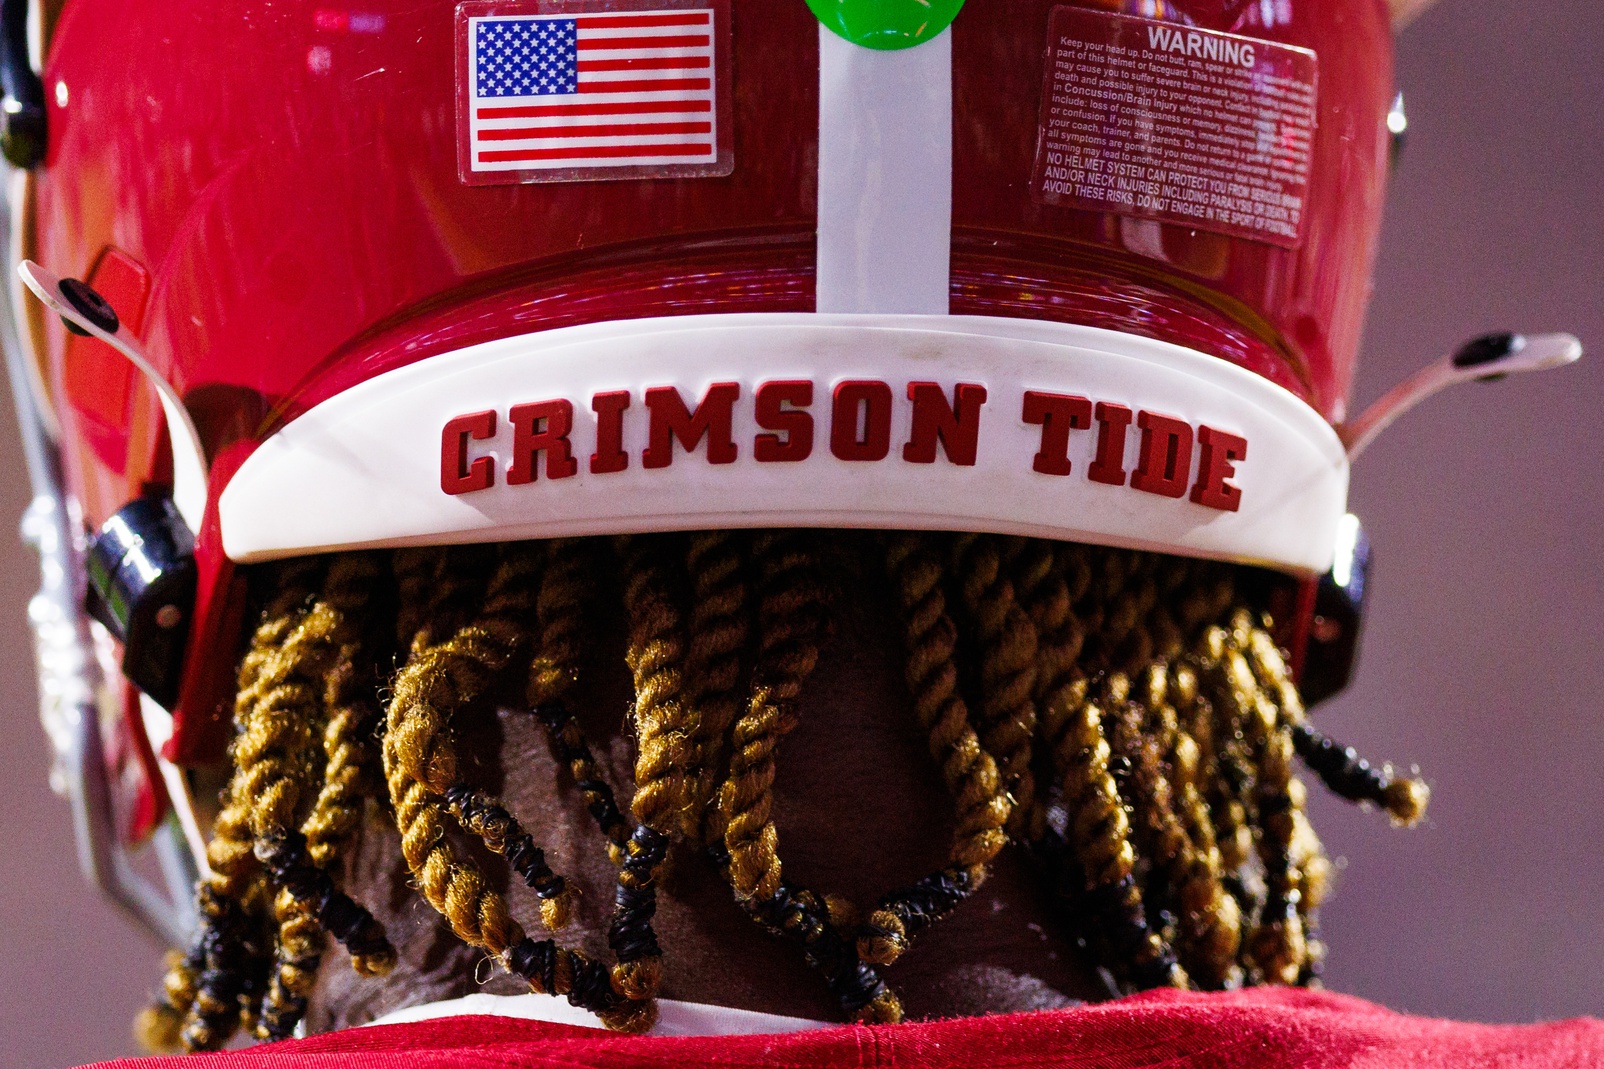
[25,0,1394,762]
[33,0,1392,532]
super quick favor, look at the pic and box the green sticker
[806,0,966,50]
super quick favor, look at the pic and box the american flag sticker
[457,1,732,184]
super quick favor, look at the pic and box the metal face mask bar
[3,235,198,948]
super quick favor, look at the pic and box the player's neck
[306,587,1108,1031]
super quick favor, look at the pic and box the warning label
[1031,7,1318,248]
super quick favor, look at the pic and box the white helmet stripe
[814,24,952,315]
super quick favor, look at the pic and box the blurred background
[1,1,1601,1065]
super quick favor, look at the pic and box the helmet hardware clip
[1299,514,1372,708]
[58,277,121,337]
[84,495,197,710]
[0,0,45,168]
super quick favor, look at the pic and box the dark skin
[307,564,1110,1032]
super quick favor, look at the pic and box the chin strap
[1341,332,1582,462]
[16,260,210,532]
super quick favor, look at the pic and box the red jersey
[87,988,1604,1069]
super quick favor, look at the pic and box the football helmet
[0,0,1578,941]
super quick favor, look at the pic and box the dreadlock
[138,530,1428,1051]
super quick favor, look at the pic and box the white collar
[368,992,832,1038]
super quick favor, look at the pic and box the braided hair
[137,530,1427,1051]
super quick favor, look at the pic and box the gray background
[2,2,1601,1065]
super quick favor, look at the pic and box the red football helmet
[0,0,1577,941]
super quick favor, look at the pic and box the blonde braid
[1096,560,1162,674]
[219,557,326,901]
[383,547,647,1031]
[244,557,394,978]
[951,533,1040,828]
[233,637,317,848]
[608,535,697,1004]
[526,539,588,706]
[1243,627,1328,974]
[393,544,497,654]
[1243,625,1429,828]
[302,555,389,869]
[1200,615,1306,985]
[520,542,651,1007]
[384,548,528,818]
[140,533,1445,1049]
[1194,625,1256,888]
[386,545,572,932]
[1128,667,1241,989]
[683,530,751,843]
[1164,662,1244,989]
[884,533,1011,874]
[416,547,579,933]
[241,630,388,1041]
[1009,537,1083,703]
[134,947,205,1053]
[720,530,826,903]
[1239,624,1418,985]
[616,535,696,836]
[255,889,323,1041]
[1010,539,1089,840]
[527,540,630,861]
[1248,721,1307,986]
[235,558,326,707]
[156,559,328,1052]
[708,532,902,1024]
[857,534,1012,971]
[1054,673,1186,990]
[301,698,372,868]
